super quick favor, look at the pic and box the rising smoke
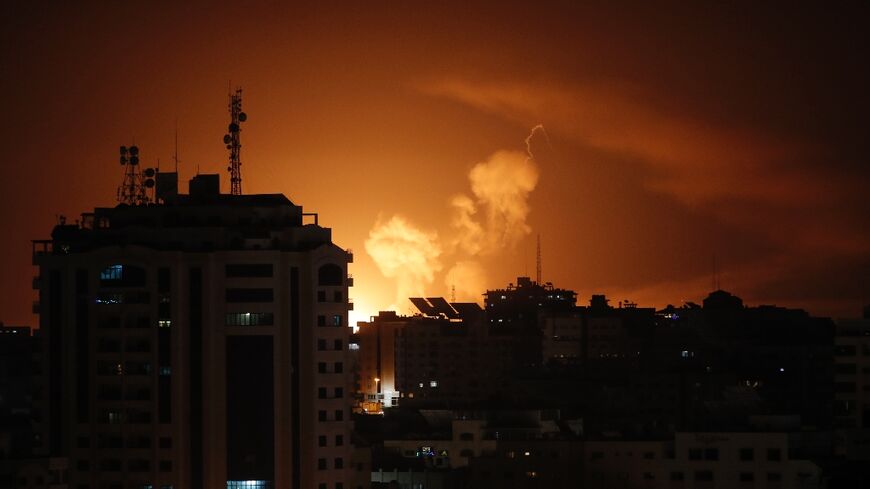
[365,125,547,308]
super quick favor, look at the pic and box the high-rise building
[33,173,354,489]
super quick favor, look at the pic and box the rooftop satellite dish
[227,166,232,172]
[120,146,128,154]
[120,156,126,165]
[239,112,247,122]
[144,179,155,188]
[129,146,139,156]
[223,134,231,144]
[130,156,139,165]
[143,168,155,177]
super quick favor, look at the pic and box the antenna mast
[536,234,542,284]
[224,87,247,195]
[117,145,156,205]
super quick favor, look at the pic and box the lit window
[101,264,123,280]
[333,315,342,327]
[226,312,274,326]
[430,380,438,388]
[158,320,171,328]
[226,482,270,489]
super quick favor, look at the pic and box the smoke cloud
[364,215,442,308]
[366,126,546,309]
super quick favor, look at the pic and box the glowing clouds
[466,149,539,251]
[364,215,442,307]
[365,126,545,309]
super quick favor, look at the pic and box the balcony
[347,274,354,287]
[347,298,354,311]
[32,301,40,314]
[345,248,354,263]
[32,276,41,290]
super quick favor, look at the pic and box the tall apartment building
[33,173,354,489]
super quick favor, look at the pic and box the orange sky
[1,2,868,326]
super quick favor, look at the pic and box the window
[334,387,343,398]
[318,387,327,399]
[460,449,474,457]
[225,264,273,277]
[335,434,344,446]
[334,458,344,469]
[460,433,474,441]
[159,437,172,449]
[767,448,781,461]
[318,362,327,373]
[670,472,684,481]
[333,315,342,327]
[335,484,343,489]
[318,435,327,447]
[739,448,754,461]
[100,264,123,280]
[740,472,754,482]
[318,458,327,470]
[226,312,274,326]
[317,339,327,351]
[225,288,273,303]
[159,460,172,472]
[704,448,719,460]
[334,291,342,302]
[688,448,703,460]
[317,290,326,302]
[318,264,343,286]
[334,362,343,373]
[694,470,713,481]
[318,410,327,422]
[334,339,343,350]
[767,472,782,482]
[318,315,326,327]
[335,409,344,421]
[158,320,172,328]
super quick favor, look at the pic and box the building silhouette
[32,173,355,489]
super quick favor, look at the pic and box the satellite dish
[228,122,239,132]
[239,112,247,122]
[144,179,155,188]
[120,146,127,154]
[130,156,139,165]
[227,166,232,172]
[223,134,231,144]
[144,168,155,177]
[129,146,139,155]
[120,156,127,165]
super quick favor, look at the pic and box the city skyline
[2,2,869,327]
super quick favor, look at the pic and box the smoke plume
[364,215,442,308]
[366,126,546,308]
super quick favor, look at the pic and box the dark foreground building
[32,173,356,489]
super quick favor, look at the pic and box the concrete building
[834,315,870,459]
[33,174,354,489]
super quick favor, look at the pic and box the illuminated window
[226,312,274,326]
[101,265,123,280]
[158,320,171,328]
[333,315,342,327]
[226,482,270,489]
[430,380,438,388]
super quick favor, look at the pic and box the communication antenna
[117,145,157,205]
[536,234,542,284]
[224,87,247,195]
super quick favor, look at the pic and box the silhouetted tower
[117,145,155,205]
[224,87,247,196]
[536,234,542,284]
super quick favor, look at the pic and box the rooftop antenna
[224,87,247,195]
[536,233,542,284]
[117,145,156,205]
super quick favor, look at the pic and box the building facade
[33,174,354,489]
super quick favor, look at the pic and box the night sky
[1,1,868,326]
